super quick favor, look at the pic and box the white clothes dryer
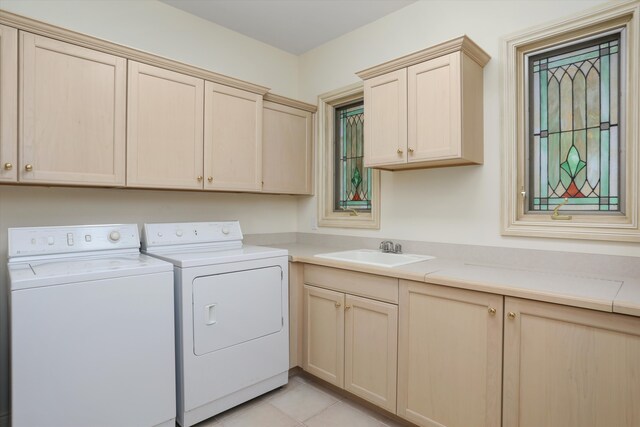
[141,221,289,427]
[8,224,176,427]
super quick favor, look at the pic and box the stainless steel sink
[314,249,434,268]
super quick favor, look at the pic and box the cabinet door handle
[335,302,341,308]
[25,164,33,172]
[3,163,12,170]
[488,307,496,315]
[345,304,352,310]
[197,175,203,182]
[208,176,213,183]
[408,148,415,154]
[397,148,403,155]
[507,312,517,319]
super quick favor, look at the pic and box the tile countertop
[270,243,639,318]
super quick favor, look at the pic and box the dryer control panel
[8,224,140,258]
[141,221,243,248]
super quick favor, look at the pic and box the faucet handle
[379,240,394,252]
[394,243,402,254]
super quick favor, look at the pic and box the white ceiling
[160,0,416,55]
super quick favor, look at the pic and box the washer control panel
[142,221,243,248]
[8,224,140,258]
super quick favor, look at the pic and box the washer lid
[143,244,288,268]
[9,253,173,291]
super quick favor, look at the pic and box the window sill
[318,210,379,229]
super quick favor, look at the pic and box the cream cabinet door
[363,69,407,167]
[262,101,313,194]
[303,285,344,387]
[398,280,503,427]
[0,25,17,182]
[503,297,640,427]
[344,294,397,413]
[204,81,262,191]
[19,33,126,186]
[408,52,461,162]
[127,61,204,189]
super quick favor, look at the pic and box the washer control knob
[222,226,230,235]
[109,231,121,242]
[176,230,183,237]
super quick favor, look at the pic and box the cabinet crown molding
[356,35,491,80]
[0,9,270,95]
[264,93,317,113]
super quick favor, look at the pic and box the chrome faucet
[379,241,402,254]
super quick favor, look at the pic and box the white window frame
[317,83,380,229]
[501,0,640,242]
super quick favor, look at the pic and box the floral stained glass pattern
[334,102,372,212]
[529,34,621,212]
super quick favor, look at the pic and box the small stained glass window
[334,101,372,212]
[528,33,622,212]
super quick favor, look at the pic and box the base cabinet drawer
[503,297,640,427]
[397,280,503,427]
[303,284,398,413]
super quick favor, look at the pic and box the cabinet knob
[507,312,517,319]
[3,163,12,170]
[25,164,33,172]
[335,302,341,308]
[197,175,203,182]
[397,148,403,155]
[345,304,352,310]
[488,307,496,315]
[208,176,213,183]
[408,148,414,154]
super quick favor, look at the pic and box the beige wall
[0,0,302,419]
[1,0,300,96]
[297,0,640,258]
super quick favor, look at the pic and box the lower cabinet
[344,294,398,412]
[397,280,503,427]
[303,285,344,386]
[300,267,640,426]
[503,297,640,427]
[303,284,398,413]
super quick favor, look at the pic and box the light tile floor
[193,375,407,427]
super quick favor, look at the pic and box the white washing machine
[8,224,176,427]
[141,221,289,427]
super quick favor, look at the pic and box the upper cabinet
[262,94,316,195]
[0,24,17,183]
[19,33,126,186]
[358,36,490,170]
[127,61,204,190]
[363,69,407,167]
[204,81,263,192]
[0,12,313,194]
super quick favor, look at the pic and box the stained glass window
[334,101,371,212]
[528,33,622,212]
